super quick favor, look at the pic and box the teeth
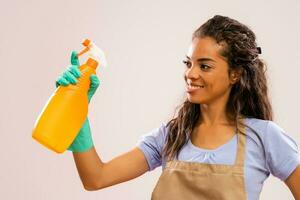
[189,84,204,89]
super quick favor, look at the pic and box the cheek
[208,74,231,93]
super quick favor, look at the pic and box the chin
[187,96,206,104]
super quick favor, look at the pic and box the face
[184,37,238,105]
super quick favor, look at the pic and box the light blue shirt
[136,117,300,200]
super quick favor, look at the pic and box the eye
[183,60,212,71]
[182,60,191,68]
[200,64,211,70]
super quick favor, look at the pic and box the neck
[198,90,233,127]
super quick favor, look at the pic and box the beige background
[1,0,299,199]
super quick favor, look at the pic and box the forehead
[187,37,226,61]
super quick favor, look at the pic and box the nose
[185,65,201,80]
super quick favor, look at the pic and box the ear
[229,68,243,84]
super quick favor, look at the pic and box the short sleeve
[264,121,300,181]
[136,123,168,171]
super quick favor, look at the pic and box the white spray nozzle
[78,39,108,69]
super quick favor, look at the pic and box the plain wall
[1,0,299,199]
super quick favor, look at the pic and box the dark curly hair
[163,15,273,161]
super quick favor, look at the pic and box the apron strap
[234,118,247,167]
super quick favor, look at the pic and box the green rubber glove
[55,51,100,152]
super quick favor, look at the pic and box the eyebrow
[185,55,216,63]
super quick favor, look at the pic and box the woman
[56,15,300,199]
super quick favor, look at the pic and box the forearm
[72,146,105,190]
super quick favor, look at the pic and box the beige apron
[152,118,247,200]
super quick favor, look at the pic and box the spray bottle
[32,39,107,153]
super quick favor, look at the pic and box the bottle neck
[86,58,98,69]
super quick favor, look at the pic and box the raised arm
[55,51,150,190]
[73,146,149,190]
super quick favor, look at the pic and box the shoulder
[243,117,270,147]
[143,122,168,142]
[136,122,170,171]
[245,117,269,131]
[245,117,288,140]
[244,117,299,157]
[245,117,297,146]
[137,122,169,149]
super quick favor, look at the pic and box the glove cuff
[67,118,94,152]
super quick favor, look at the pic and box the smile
[186,84,204,92]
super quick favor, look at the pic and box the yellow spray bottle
[32,39,107,153]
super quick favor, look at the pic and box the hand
[55,51,100,103]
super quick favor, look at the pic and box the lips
[186,83,204,92]
[187,81,204,86]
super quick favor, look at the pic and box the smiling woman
[163,15,271,163]
[141,15,300,200]
[58,15,300,200]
